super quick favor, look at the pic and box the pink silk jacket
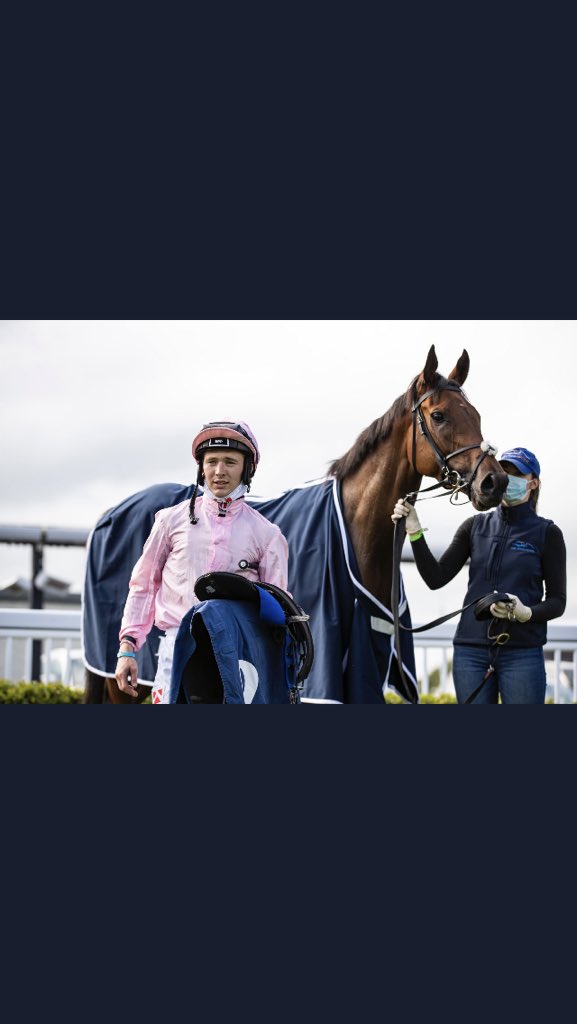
[119,495,289,650]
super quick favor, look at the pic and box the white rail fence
[0,609,85,689]
[1,608,576,702]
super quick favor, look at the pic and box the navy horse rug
[253,479,416,703]
[82,482,195,687]
[82,478,417,703]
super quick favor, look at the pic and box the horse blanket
[82,482,195,685]
[252,479,416,703]
[81,478,417,703]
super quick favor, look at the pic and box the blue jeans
[452,645,547,704]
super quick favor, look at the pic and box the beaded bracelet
[117,651,137,659]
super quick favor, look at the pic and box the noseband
[411,383,497,500]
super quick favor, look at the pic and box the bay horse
[82,346,508,704]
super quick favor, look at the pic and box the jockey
[115,420,289,703]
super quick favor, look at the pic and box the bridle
[410,383,497,502]
[391,382,499,705]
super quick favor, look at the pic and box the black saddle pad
[195,571,261,604]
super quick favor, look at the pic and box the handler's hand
[490,594,532,623]
[115,654,139,696]
[391,498,422,535]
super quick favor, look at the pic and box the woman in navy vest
[392,448,566,704]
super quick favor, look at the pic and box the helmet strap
[189,464,205,525]
[188,482,199,525]
[242,454,253,487]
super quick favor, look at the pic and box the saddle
[194,571,314,686]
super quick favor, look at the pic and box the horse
[82,346,508,704]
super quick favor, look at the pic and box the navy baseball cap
[499,447,541,476]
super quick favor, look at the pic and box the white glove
[490,594,532,623]
[391,498,422,535]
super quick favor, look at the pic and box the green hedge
[0,680,456,704]
[0,680,85,704]
[0,681,564,704]
[1,679,457,704]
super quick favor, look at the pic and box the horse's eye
[431,411,445,424]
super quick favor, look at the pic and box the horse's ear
[416,345,438,392]
[448,349,470,386]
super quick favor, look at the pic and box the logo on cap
[500,447,540,476]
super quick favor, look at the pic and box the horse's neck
[341,441,420,606]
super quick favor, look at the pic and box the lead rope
[462,620,511,704]
[392,512,419,703]
[391,489,467,704]
[392,486,460,704]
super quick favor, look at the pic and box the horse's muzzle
[473,469,508,509]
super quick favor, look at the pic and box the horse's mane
[329,372,459,481]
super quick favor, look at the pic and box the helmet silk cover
[192,421,259,475]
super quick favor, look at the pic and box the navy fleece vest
[455,503,552,648]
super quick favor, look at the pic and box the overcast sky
[1,320,574,621]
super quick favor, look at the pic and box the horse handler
[392,447,566,704]
[115,421,289,703]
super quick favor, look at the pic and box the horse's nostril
[481,473,508,496]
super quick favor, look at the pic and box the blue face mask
[504,475,529,503]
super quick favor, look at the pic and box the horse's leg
[105,677,149,704]
[83,669,107,703]
[83,669,148,703]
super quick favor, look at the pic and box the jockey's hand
[391,498,422,535]
[490,594,533,623]
[115,649,139,696]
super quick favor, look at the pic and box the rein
[391,382,500,704]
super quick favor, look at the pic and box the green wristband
[409,530,424,542]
